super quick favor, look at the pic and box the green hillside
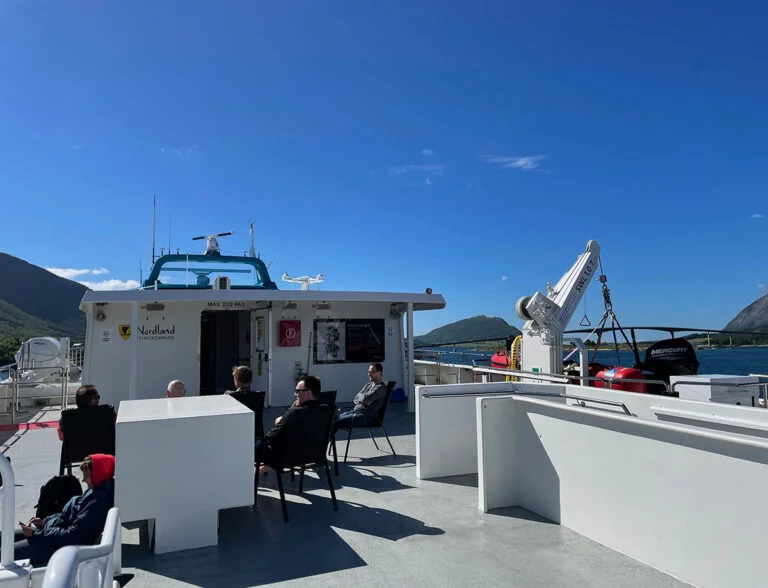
[0,252,88,337]
[0,252,89,363]
[414,315,522,347]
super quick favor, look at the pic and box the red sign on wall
[279,320,302,347]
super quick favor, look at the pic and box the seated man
[227,366,265,439]
[58,385,103,442]
[332,363,387,435]
[226,366,256,397]
[3,454,115,566]
[255,375,324,473]
[166,379,186,398]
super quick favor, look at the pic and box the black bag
[35,474,83,519]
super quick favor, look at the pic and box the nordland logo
[137,324,176,341]
[119,325,131,341]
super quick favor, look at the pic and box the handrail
[41,507,121,588]
[420,389,633,416]
[0,452,15,566]
[670,380,761,392]
[415,360,671,394]
[3,366,74,423]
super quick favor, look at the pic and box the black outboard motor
[636,337,700,395]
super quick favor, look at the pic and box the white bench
[28,507,122,588]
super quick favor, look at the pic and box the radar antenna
[191,231,234,256]
[282,273,325,291]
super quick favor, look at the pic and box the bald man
[166,380,185,398]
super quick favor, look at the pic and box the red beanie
[89,454,115,488]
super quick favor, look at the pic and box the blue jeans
[333,411,378,435]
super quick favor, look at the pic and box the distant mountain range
[414,315,522,347]
[0,253,88,341]
[2,248,768,352]
[724,293,768,334]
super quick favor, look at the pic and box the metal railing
[416,359,768,406]
[41,507,122,588]
[70,345,85,368]
[415,360,671,394]
[749,375,768,408]
[671,379,768,408]
[420,389,633,416]
[0,367,74,424]
[0,453,16,567]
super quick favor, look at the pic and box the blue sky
[1,1,766,335]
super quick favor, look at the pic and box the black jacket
[265,399,325,455]
[27,478,114,566]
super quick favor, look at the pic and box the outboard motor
[637,338,700,395]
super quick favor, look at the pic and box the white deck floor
[0,404,689,587]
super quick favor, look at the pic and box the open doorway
[199,310,251,395]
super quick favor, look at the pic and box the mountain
[414,315,522,347]
[0,252,89,341]
[723,293,768,333]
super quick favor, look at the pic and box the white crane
[515,240,600,376]
[282,273,325,291]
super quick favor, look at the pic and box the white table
[115,395,254,554]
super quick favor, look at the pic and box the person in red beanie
[13,454,116,566]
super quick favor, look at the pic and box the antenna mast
[249,220,256,258]
[152,195,157,262]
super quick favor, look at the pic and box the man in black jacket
[255,375,324,473]
[227,366,265,440]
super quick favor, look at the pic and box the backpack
[35,474,83,519]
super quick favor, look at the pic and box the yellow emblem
[119,324,131,341]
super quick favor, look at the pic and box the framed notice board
[313,319,385,364]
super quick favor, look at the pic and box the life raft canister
[594,366,646,393]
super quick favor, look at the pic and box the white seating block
[115,396,254,554]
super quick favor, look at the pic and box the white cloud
[78,279,140,291]
[759,284,766,289]
[751,214,765,219]
[46,267,138,290]
[467,182,482,192]
[389,163,444,176]
[483,155,547,171]
[46,267,109,280]
[425,177,433,185]
[501,275,508,281]
[160,145,200,159]
[421,149,434,157]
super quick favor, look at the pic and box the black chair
[59,405,116,475]
[255,405,338,522]
[318,391,340,476]
[342,381,397,463]
[229,390,266,441]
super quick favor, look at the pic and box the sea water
[591,346,768,376]
[419,346,768,376]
